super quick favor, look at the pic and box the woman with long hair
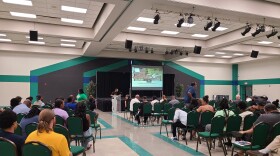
[19,107,41,137]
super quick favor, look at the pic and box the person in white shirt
[151,96,159,111]
[171,108,188,140]
[33,95,45,107]
[129,94,140,115]
[13,99,31,114]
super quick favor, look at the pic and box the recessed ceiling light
[26,36,43,40]
[0,38,11,42]
[209,26,228,31]
[222,56,232,58]
[161,30,179,35]
[28,41,45,45]
[61,18,83,24]
[0,34,6,36]
[10,12,36,18]
[258,41,273,44]
[174,23,196,27]
[3,0,32,6]
[192,34,209,38]
[136,17,154,23]
[204,55,215,57]
[127,26,146,31]
[233,53,244,56]
[61,6,87,13]
[61,39,77,43]
[61,43,75,47]
[215,52,226,54]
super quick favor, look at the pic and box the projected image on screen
[132,65,163,90]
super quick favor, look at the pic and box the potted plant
[175,83,184,98]
[86,80,96,97]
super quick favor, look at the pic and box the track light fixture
[241,24,251,36]
[151,48,154,53]
[165,50,168,55]
[266,28,278,38]
[204,17,213,31]
[145,47,149,53]
[187,13,194,24]
[134,46,137,52]
[212,18,220,31]
[177,17,185,28]
[252,26,262,37]
[154,10,160,24]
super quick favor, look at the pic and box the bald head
[236,95,240,100]
[23,99,32,108]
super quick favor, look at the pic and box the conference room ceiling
[0,0,279,63]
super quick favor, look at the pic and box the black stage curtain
[97,72,130,98]
[163,74,175,96]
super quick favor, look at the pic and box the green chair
[67,116,95,153]
[17,113,25,123]
[243,114,258,131]
[132,103,140,122]
[224,115,242,134]
[200,111,215,128]
[196,116,226,156]
[124,101,130,119]
[160,107,176,137]
[181,107,190,113]
[151,103,163,125]
[231,122,270,156]
[209,100,215,107]
[67,109,74,117]
[142,103,152,125]
[25,122,38,136]
[269,122,280,143]
[54,124,86,156]
[55,115,65,126]
[15,124,22,136]
[86,110,101,139]
[163,104,172,116]
[0,137,18,156]
[22,141,52,156]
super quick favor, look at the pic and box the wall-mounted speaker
[193,45,202,54]
[125,40,133,49]
[29,30,38,41]
[251,50,259,58]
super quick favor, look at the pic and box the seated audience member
[13,99,31,114]
[151,96,159,111]
[169,95,180,106]
[19,107,40,137]
[247,135,280,156]
[26,96,33,102]
[239,104,280,135]
[272,99,279,108]
[237,101,253,130]
[88,95,99,123]
[253,100,266,117]
[196,95,214,113]
[10,98,20,110]
[129,94,140,116]
[15,96,23,104]
[135,96,149,125]
[76,89,87,102]
[232,94,241,104]
[124,94,131,110]
[0,110,25,156]
[160,95,167,103]
[170,108,188,140]
[53,99,69,121]
[25,109,72,156]
[189,99,199,111]
[65,95,77,111]
[74,102,93,150]
[33,95,45,107]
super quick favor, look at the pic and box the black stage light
[177,18,185,28]
[134,46,137,52]
[204,18,213,31]
[278,35,280,39]
[165,50,169,54]
[212,19,220,31]
[154,14,160,24]
[252,28,262,37]
[266,29,278,38]
[185,52,188,56]
[151,48,154,53]
[129,48,132,52]
[260,25,265,32]
[187,14,194,24]
[180,52,183,56]
[241,24,251,36]
[145,47,149,53]
[29,30,38,41]
[251,50,259,58]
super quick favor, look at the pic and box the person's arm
[196,106,202,112]
[239,127,254,134]
[173,110,179,122]
[86,114,91,125]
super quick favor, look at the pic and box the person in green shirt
[77,89,88,102]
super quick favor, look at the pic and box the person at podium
[111,88,121,113]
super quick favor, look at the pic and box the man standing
[184,82,197,104]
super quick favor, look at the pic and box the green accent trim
[31,57,96,76]
[0,75,30,82]
[97,118,113,130]
[238,78,280,85]
[83,60,128,77]
[165,62,204,80]
[204,80,232,85]
[153,133,205,155]
[119,136,153,156]
[30,83,38,100]
[232,64,238,100]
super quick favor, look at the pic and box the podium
[112,95,121,112]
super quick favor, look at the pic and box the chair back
[187,111,199,127]
[167,108,176,120]
[66,117,83,136]
[225,115,242,133]
[0,137,18,156]
[25,123,38,136]
[15,125,23,136]
[3,107,11,111]
[66,109,74,117]
[200,111,214,126]
[133,103,140,113]
[270,122,280,142]
[22,141,52,156]
[209,100,215,106]
[54,124,70,147]
[181,107,190,113]
[243,114,258,131]
[143,103,152,114]
[127,101,130,111]
[55,115,64,126]
[17,113,25,123]
[251,122,270,148]
[163,104,172,114]
[210,116,225,135]
[86,110,97,126]
[153,103,163,113]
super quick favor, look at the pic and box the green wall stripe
[0,75,30,82]
[31,56,96,76]
[204,80,232,85]
[83,60,128,77]
[232,64,238,100]
[238,78,280,85]
[165,62,204,80]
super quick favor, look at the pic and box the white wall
[0,52,77,106]
[238,57,280,100]
[175,61,233,100]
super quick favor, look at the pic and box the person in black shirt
[0,110,25,156]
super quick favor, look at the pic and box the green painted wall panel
[204,80,232,85]
[0,75,30,82]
